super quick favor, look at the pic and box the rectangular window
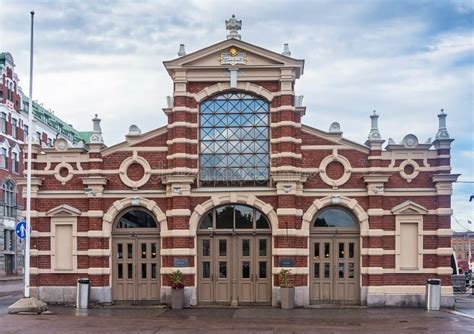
[23,125,28,138]
[0,113,6,133]
[55,224,73,270]
[1,148,7,169]
[399,223,419,270]
[11,119,17,139]
[12,152,18,173]
[36,132,41,144]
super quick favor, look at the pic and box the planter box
[171,288,184,310]
[280,287,295,309]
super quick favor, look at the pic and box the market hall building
[26,17,459,308]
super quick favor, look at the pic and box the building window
[3,230,14,251]
[7,81,13,101]
[11,119,17,139]
[2,180,16,218]
[0,113,7,134]
[36,132,41,144]
[12,152,18,173]
[199,92,269,187]
[23,125,28,138]
[0,148,8,169]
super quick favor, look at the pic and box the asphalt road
[0,280,22,316]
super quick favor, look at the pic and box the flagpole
[24,10,35,299]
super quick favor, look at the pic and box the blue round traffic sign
[16,221,30,239]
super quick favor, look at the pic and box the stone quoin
[25,16,459,307]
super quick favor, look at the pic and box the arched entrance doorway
[197,204,272,305]
[112,208,160,302]
[310,206,360,304]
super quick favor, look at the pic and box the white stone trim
[270,137,302,144]
[270,121,301,128]
[318,151,352,188]
[160,248,196,256]
[272,267,308,275]
[53,162,74,184]
[273,229,309,237]
[395,214,424,273]
[29,268,110,275]
[273,248,308,256]
[367,285,453,296]
[167,122,198,129]
[189,193,279,236]
[399,159,420,183]
[270,152,302,159]
[166,153,198,160]
[165,209,191,217]
[118,154,151,189]
[276,208,303,216]
[193,81,275,103]
[166,138,199,145]
[302,196,369,233]
[102,197,167,233]
[160,267,196,275]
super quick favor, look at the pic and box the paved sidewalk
[0,305,473,333]
[451,292,474,319]
[0,275,22,282]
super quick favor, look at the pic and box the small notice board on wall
[279,257,295,267]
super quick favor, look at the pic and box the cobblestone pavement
[0,305,473,333]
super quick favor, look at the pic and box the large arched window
[312,207,359,230]
[198,204,270,231]
[199,92,269,187]
[2,180,16,218]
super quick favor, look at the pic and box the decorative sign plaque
[173,258,189,267]
[219,47,247,65]
[279,257,295,267]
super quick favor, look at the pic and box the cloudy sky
[1,0,472,229]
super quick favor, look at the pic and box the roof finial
[90,114,104,144]
[226,14,242,40]
[282,43,291,56]
[435,108,450,140]
[367,110,382,141]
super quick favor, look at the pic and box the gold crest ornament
[229,47,239,57]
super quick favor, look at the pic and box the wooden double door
[197,235,271,305]
[112,236,160,302]
[310,235,360,304]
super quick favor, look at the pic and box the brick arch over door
[102,197,167,234]
[302,196,369,234]
[189,193,278,236]
[193,82,275,103]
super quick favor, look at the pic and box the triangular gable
[301,124,370,154]
[47,204,81,217]
[391,201,428,215]
[0,138,10,149]
[163,39,304,77]
[101,126,167,157]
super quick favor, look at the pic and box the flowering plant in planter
[279,269,294,288]
[170,270,185,309]
[279,269,295,309]
[171,270,185,289]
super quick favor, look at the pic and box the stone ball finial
[178,44,186,57]
[128,124,142,136]
[329,122,342,134]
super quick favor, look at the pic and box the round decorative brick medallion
[119,155,151,189]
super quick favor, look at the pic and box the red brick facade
[25,37,458,307]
